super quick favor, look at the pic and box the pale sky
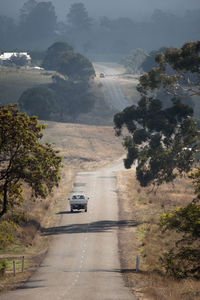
[0,0,200,20]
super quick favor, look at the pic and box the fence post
[13,261,16,276]
[22,256,24,272]
[136,255,140,273]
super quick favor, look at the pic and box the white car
[68,194,89,212]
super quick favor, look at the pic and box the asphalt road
[94,63,131,111]
[0,161,136,300]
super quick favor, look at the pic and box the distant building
[0,52,31,65]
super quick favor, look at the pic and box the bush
[0,221,17,249]
[18,86,58,120]
[0,260,7,276]
[160,247,200,278]
[160,203,200,278]
[10,211,29,226]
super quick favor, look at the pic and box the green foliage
[42,42,95,81]
[41,42,73,71]
[0,220,17,249]
[10,54,28,67]
[18,86,58,120]
[114,41,200,187]
[121,48,148,74]
[49,76,95,121]
[0,260,7,276]
[19,0,57,40]
[67,3,92,31]
[10,211,29,226]
[160,247,200,278]
[114,96,199,186]
[160,202,200,278]
[29,50,45,65]
[0,105,62,217]
[189,167,200,199]
[57,51,95,81]
[160,203,200,238]
[141,47,166,72]
[138,41,200,97]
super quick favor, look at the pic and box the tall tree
[0,15,16,48]
[138,41,200,97]
[41,42,73,71]
[57,51,95,81]
[121,48,148,74]
[67,3,92,31]
[114,41,200,187]
[19,0,37,25]
[141,47,166,73]
[0,105,62,217]
[19,1,57,40]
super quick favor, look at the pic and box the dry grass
[41,121,124,170]
[0,66,54,104]
[117,169,200,300]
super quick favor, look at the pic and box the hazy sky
[0,0,200,20]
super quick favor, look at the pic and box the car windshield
[72,195,85,199]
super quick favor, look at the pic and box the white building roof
[0,52,31,61]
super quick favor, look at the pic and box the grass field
[0,66,54,104]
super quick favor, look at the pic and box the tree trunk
[0,182,8,218]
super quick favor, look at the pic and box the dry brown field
[117,169,200,300]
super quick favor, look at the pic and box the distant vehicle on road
[99,73,105,78]
[68,194,89,212]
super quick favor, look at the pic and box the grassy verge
[117,169,200,300]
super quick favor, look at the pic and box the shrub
[0,260,7,276]
[160,202,200,278]
[0,221,17,249]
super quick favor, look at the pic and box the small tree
[121,49,148,74]
[50,76,94,121]
[0,105,62,217]
[160,181,200,278]
[58,51,95,81]
[10,54,29,67]
[18,86,58,120]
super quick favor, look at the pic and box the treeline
[0,0,199,59]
